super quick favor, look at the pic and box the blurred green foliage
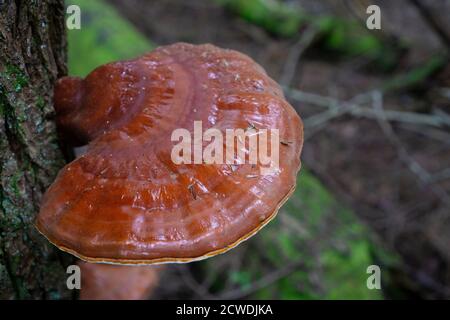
[217,0,305,37]
[67,0,153,76]
[65,0,383,299]
[219,0,403,70]
[382,54,448,92]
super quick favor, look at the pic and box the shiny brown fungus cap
[36,43,303,264]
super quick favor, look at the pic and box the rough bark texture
[0,0,71,299]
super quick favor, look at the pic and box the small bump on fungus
[36,43,303,265]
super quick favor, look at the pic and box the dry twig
[370,90,450,206]
[285,87,450,129]
[279,27,318,87]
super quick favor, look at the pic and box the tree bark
[0,0,71,299]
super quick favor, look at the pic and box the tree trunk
[0,0,71,299]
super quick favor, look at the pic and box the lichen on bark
[0,0,72,299]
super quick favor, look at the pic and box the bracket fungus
[36,43,303,265]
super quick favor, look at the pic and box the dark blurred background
[68,0,450,299]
